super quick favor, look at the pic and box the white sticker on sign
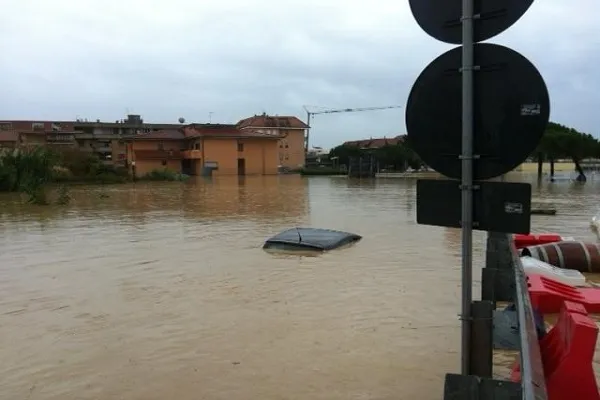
[505,202,524,214]
[521,104,541,116]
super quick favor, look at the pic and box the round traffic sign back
[408,0,534,44]
[405,43,550,181]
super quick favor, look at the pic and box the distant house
[343,135,406,149]
[0,113,310,172]
[237,114,309,169]
[0,116,183,164]
[123,124,283,177]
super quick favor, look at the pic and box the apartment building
[237,114,309,169]
[0,113,309,170]
[125,124,283,176]
[0,115,183,165]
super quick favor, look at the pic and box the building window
[194,142,200,150]
[158,141,164,150]
[237,142,244,152]
[162,160,167,166]
[32,122,44,131]
[285,144,289,148]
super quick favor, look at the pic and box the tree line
[327,122,600,173]
[328,138,423,171]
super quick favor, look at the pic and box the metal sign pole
[460,0,475,376]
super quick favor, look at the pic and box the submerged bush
[142,169,189,182]
[56,185,71,205]
[0,147,58,191]
[0,146,131,204]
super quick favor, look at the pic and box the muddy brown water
[1,174,599,400]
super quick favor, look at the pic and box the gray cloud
[0,0,598,147]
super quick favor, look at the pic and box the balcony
[182,150,202,159]
[134,149,182,160]
[46,134,75,143]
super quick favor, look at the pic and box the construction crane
[302,105,403,153]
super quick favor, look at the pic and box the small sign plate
[416,179,532,234]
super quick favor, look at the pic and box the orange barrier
[511,301,599,400]
[514,233,565,250]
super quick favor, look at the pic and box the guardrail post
[444,374,522,400]
[444,233,548,400]
[469,300,493,377]
[482,232,516,303]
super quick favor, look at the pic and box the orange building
[237,114,308,169]
[0,114,309,170]
[125,124,283,177]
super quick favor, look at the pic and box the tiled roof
[344,135,406,149]
[184,124,240,137]
[237,114,308,129]
[184,126,283,139]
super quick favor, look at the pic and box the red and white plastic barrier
[514,233,569,250]
[526,273,600,314]
[511,300,600,400]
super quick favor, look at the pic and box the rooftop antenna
[208,112,214,123]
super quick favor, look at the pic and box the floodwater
[1,174,599,400]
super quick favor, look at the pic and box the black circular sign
[405,43,550,181]
[409,0,534,44]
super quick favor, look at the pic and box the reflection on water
[1,174,600,400]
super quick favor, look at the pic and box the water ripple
[0,175,598,400]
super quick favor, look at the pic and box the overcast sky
[1,0,598,148]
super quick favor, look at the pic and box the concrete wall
[129,140,183,176]
[239,138,279,175]
[202,138,278,176]
[20,132,47,146]
[127,138,279,177]
[278,129,305,169]
[134,159,180,176]
[111,140,126,166]
[203,139,238,175]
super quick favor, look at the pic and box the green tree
[534,122,600,180]
[328,144,363,166]
[328,140,422,172]
[0,147,59,204]
[536,122,599,160]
